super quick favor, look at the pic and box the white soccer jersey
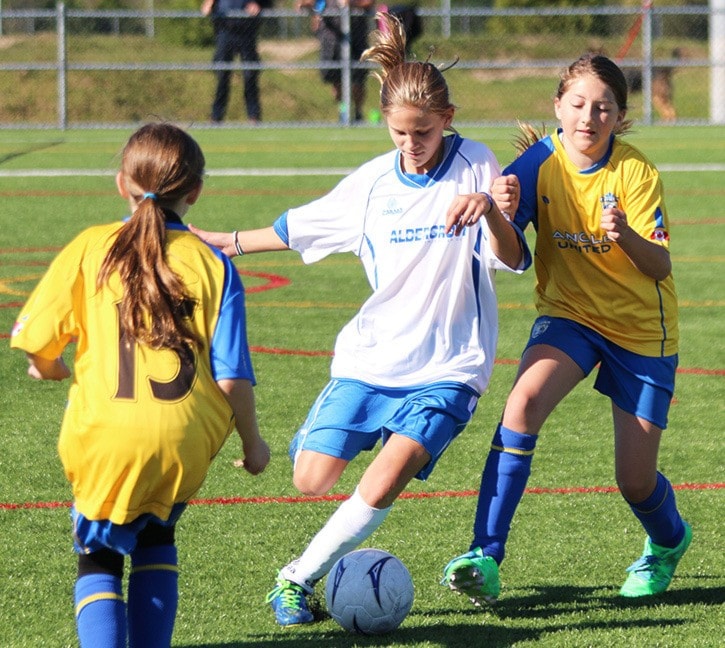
[283,134,526,393]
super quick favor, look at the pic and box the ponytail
[97,123,205,352]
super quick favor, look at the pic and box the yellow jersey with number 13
[11,221,254,525]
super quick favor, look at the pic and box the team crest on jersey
[382,197,403,216]
[11,315,28,337]
[650,228,670,242]
[531,318,550,339]
[600,192,619,210]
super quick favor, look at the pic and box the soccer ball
[325,548,414,635]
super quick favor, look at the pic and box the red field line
[677,367,725,376]
[2,482,722,511]
[250,345,332,357]
[1,329,723,377]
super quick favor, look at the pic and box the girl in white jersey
[191,12,529,625]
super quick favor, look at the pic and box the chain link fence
[0,1,722,128]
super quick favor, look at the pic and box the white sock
[280,488,391,592]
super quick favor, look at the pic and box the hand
[601,208,631,243]
[200,0,214,16]
[246,1,261,16]
[491,174,519,219]
[237,437,271,475]
[27,355,71,381]
[601,207,671,279]
[28,364,46,380]
[445,193,491,236]
[188,224,238,258]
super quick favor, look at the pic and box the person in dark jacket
[202,0,263,123]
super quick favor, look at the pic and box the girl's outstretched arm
[189,224,289,258]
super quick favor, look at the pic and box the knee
[292,468,334,496]
[617,474,657,504]
[503,388,548,432]
[137,522,175,548]
[292,451,347,496]
[78,550,124,579]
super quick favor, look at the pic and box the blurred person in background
[296,0,375,122]
[203,0,265,123]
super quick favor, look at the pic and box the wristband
[232,231,244,256]
[481,192,494,216]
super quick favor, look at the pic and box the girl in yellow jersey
[442,54,690,604]
[11,123,270,647]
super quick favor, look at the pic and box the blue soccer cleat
[266,575,315,626]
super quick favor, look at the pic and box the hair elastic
[142,192,158,201]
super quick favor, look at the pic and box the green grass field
[0,126,723,647]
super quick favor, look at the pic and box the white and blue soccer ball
[325,548,414,635]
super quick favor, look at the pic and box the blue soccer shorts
[524,316,678,429]
[71,503,186,555]
[289,378,479,481]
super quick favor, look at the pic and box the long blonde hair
[97,123,205,352]
[362,12,457,130]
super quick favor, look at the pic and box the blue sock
[75,573,126,648]
[471,424,538,564]
[627,471,685,548]
[127,545,179,648]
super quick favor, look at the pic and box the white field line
[0,167,355,177]
[0,164,723,178]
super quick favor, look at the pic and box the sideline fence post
[641,1,653,126]
[56,2,67,130]
[712,0,725,124]
[340,4,351,126]
[146,0,155,39]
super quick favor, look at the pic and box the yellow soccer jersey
[506,131,678,356]
[11,220,254,524]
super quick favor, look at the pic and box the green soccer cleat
[441,547,500,605]
[619,521,692,598]
[266,575,314,626]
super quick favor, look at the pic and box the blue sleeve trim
[209,254,256,385]
[504,136,554,233]
[273,212,290,246]
[510,220,532,270]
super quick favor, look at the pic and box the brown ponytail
[97,123,205,352]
